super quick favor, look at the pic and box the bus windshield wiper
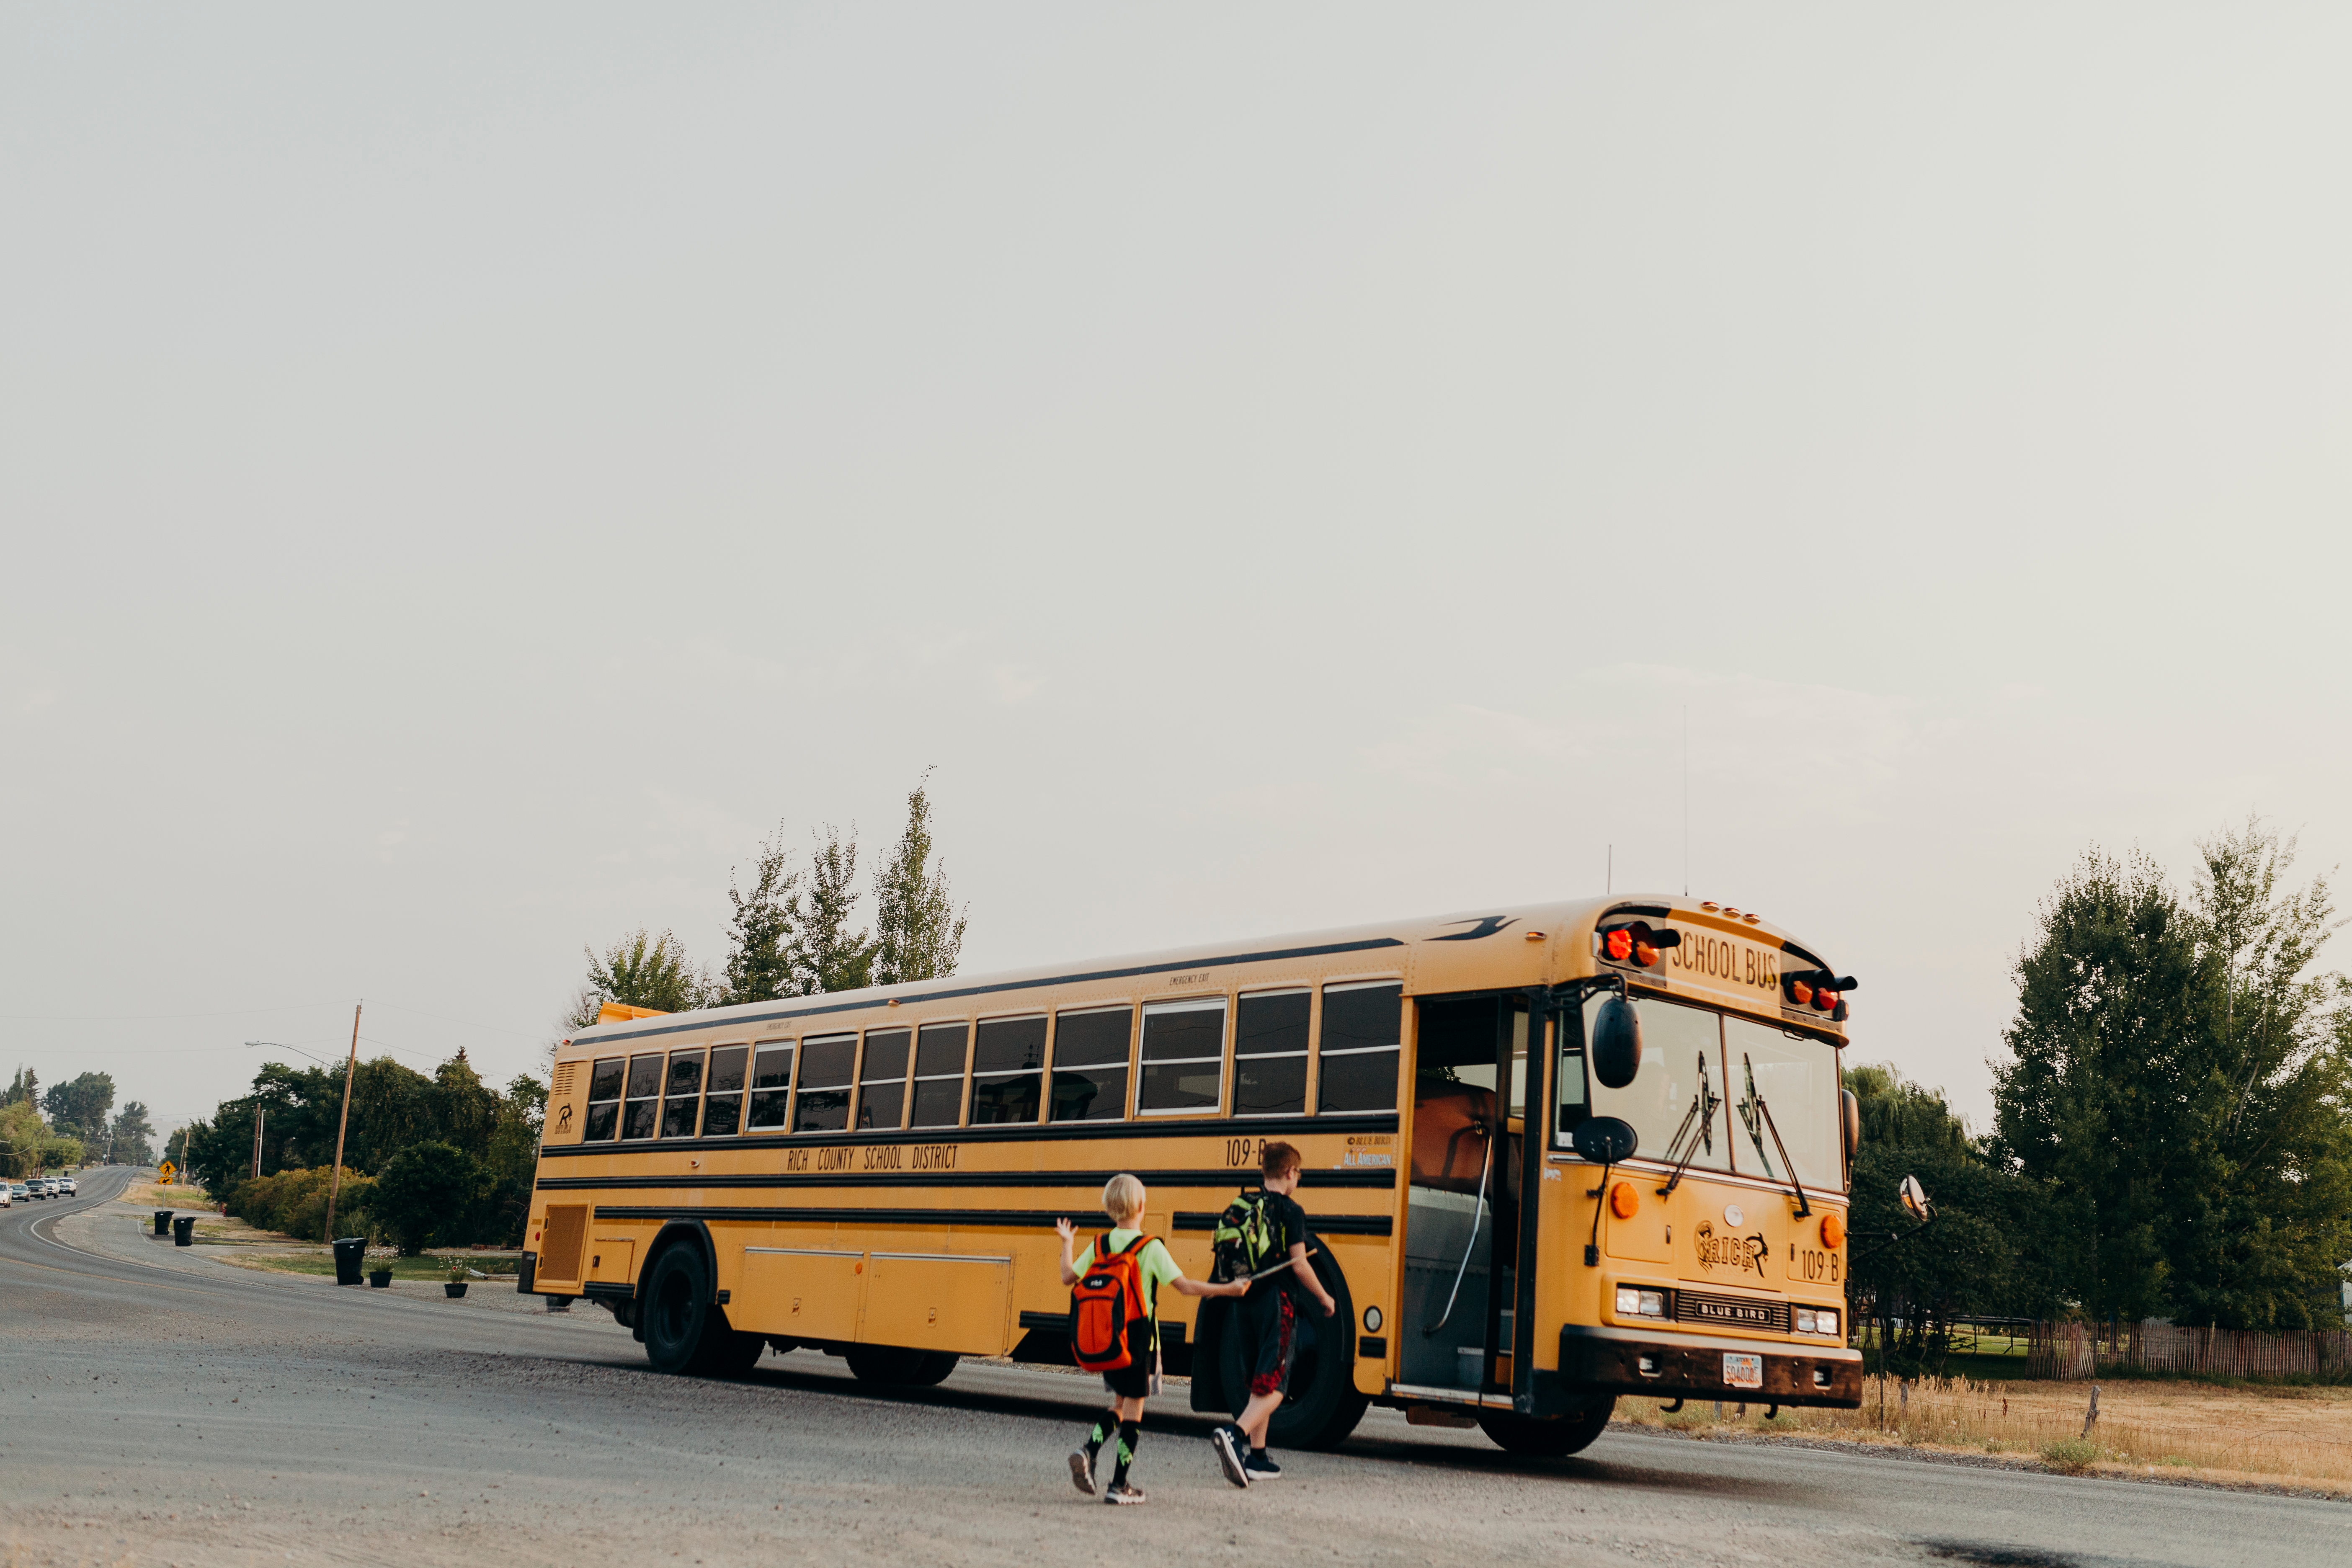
[1654,1050,1718,1199]
[1737,1053,1812,1218]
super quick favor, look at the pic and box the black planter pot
[368,1270,393,1288]
[444,1282,468,1298]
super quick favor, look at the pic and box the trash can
[332,1236,367,1287]
[153,1209,173,1236]
[172,1215,196,1247]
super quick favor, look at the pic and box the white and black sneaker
[1104,1481,1147,1505]
[1210,1424,1251,1488]
[1069,1448,1097,1496]
[1243,1453,1283,1481]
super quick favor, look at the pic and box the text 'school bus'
[524,896,1864,1454]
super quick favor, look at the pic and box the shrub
[225,1166,374,1240]
[2040,1438,2099,1474]
[369,1141,489,1255]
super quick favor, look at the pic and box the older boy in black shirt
[1210,1141,1336,1486]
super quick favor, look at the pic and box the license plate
[1723,1352,1764,1390]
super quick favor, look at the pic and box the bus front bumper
[1555,1323,1863,1410]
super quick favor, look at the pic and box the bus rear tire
[1218,1251,1370,1451]
[641,1246,719,1376]
[844,1346,958,1385]
[1477,1397,1614,1457]
[691,1323,767,1378]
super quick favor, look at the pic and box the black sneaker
[1104,1481,1147,1505]
[1068,1448,1096,1496]
[1210,1424,1251,1488]
[1243,1454,1284,1481]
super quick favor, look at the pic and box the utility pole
[251,1103,266,1181]
[324,1002,362,1239]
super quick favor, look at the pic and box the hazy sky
[6,6,2349,1140]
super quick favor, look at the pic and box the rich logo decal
[1429,915,1518,942]
[1694,1220,1769,1278]
[554,1102,575,1135]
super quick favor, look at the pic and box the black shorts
[1099,1318,1155,1400]
[1241,1286,1297,1398]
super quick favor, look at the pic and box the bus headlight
[1795,1308,1839,1336]
[1614,1286,1668,1320]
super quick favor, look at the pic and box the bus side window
[795,1036,857,1132]
[583,1057,625,1141]
[857,1029,911,1131]
[1233,990,1310,1117]
[908,1023,970,1128]
[746,1042,793,1130]
[1050,1006,1133,1122]
[703,1044,748,1137]
[969,1016,1046,1124]
[661,1049,706,1138]
[1318,983,1401,1114]
[1555,1047,1589,1144]
[621,1054,663,1140]
[1138,998,1227,1115]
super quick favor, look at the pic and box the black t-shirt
[1245,1189,1310,1301]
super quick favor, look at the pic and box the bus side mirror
[1571,1116,1639,1165]
[1898,1174,1933,1222]
[1841,1088,1861,1161]
[1590,995,1643,1089]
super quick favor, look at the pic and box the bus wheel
[906,1351,959,1386]
[1219,1251,1370,1451]
[640,1246,717,1376]
[1477,1397,1615,1458]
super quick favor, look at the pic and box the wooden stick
[324,1003,361,1239]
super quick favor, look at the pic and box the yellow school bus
[524,895,1862,1453]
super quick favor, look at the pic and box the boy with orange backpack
[1058,1173,1245,1504]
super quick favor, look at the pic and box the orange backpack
[1069,1233,1152,1372]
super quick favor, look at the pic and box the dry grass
[1617,1374,2352,1493]
[116,1180,213,1210]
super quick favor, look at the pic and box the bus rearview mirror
[1571,1115,1638,1166]
[1590,994,1643,1089]
[1898,1174,1933,1222]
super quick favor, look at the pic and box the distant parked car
[8,1184,26,1203]
[57,1176,76,1195]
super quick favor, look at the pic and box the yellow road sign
[158,1160,176,1182]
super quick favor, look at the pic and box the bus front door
[1400,994,1525,1392]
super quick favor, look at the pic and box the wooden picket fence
[2027,1318,2352,1380]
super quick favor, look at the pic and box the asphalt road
[3,1166,2346,1568]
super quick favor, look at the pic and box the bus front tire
[1476,1397,1615,1457]
[844,1346,959,1386]
[1217,1251,1370,1451]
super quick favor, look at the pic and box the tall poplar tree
[872,774,967,988]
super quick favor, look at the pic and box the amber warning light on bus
[1784,969,1858,1021]
[1599,921,1683,968]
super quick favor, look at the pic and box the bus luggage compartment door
[739,1246,864,1342]
[861,1252,1014,1355]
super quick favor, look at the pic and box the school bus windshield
[1563,993,1844,1191]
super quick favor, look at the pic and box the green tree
[2160,822,2352,1328]
[368,1140,490,1255]
[720,824,804,1006]
[481,1074,547,1246]
[0,1098,46,1179]
[567,928,714,1029]
[872,774,967,988]
[1847,1064,2058,1373]
[5,1066,38,1108]
[41,1071,116,1141]
[1989,826,2352,1330]
[1990,848,2203,1324]
[790,823,874,993]
[110,1101,157,1166]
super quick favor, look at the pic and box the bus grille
[539,1204,589,1284]
[1675,1290,1789,1333]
